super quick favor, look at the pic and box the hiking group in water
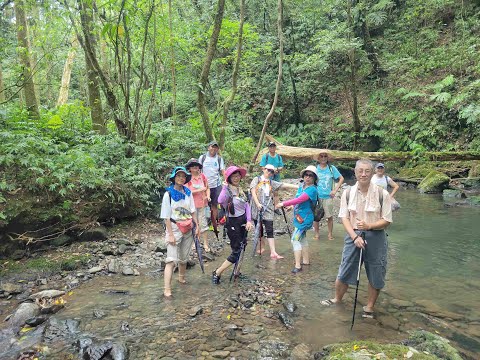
[160,140,398,321]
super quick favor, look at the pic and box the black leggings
[226,214,247,264]
[253,219,274,238]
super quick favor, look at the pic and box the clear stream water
[3,189,480,359]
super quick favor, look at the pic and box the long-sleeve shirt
[283,192,310,207]
[218,185,252,222]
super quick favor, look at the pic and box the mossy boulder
[405,330,463,360]
[468,162,480,177]
[468,196,480,206]
[418,171,450,193]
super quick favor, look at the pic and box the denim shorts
[337,230,388,289]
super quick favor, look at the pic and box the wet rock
[188,305,203,317]
[108,259,120,273]
[211,350,230,358]
[133,269,140,276]
[380,315,400,330]
[1,282,23,294]
[155,244,166,253]
[203,253,215,261]
[88,266,103,274]
[291,343,311,360]
[121,321,130,332]
[50,234,73,247]
[111,341,129,360]
[25,315,47,327]
[226,328,236,340]
[118,244,128,254]
[11,249,27,260]
[390,299,414,308]
[79,226,108,242]
[35,278,48,286]
[186,260,196,269]
[278,311,294,329]
[257,339,289,359]
[102,247,115,256]
[93,309,106,319]
[122,267,134,276]
[44,317,80,342]
[10,302,40,329]
[283,301,297,313]
[29,289,65,300]
[418,171,449,193]
[442,189,464,198]
[242,326,262,334]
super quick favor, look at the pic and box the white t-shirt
[199,153,225,188]
[160,191,196,240]
[371,175,390,190]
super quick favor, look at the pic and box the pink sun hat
[224,166,247,182]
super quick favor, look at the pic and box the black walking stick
[230,227,248,283]
[192,223,205,274]
[281,207,292,237]
[351,233,366,330]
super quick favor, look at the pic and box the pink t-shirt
[186,174,208,208]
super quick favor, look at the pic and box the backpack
[200,154,223,172]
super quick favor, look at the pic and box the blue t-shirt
[259,153,284,181]
[293,185,317,230]
[316,164,341,199]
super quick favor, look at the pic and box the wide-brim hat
[300,165,318,184]
[169,166,192,183]
[225,166,247,182]
[185,158,203,169]
[316,149,333,161]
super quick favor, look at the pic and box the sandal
[313,234,319,240]
[328,235,334,241]
[270,254,284,259]
[291,267,303,274]
[362,306,374,319]
[301,262,310,266]
[212,270,221,285]
[321,299,337,306]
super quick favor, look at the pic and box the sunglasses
[304,172,315,178]
[319,155,328,158]
[267,169,275,174]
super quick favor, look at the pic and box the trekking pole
[351,232,366,330]
[281,207,291,237]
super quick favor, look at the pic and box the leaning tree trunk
[197,0,226,142]
[168,0,177,125]
[219,0,245,151]
[260,135,480,162]
[57,37,79,106]
[14,0,40,119]
[251,0,284,166]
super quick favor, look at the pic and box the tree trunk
[168,0,177,125]
[347,0,360,146]
[197,0,226,142]
[14,0,39,119]
[250,0,284,167]
[0,62,5,103]
[261,135,480,161]
[81,1,105,134]
[219,0,245,151]
[286,61,301,123]
[57,37,79,106]
[361,20,387,78]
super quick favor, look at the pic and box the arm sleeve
[338,190,348,218]
[160,193,172,219]
[259,154,267,166]
[217,185,229,208]
[245,203,252,222]
[283,192,310,206]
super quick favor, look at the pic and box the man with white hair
[321,159,392,319]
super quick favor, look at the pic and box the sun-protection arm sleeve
[283,192,310,207]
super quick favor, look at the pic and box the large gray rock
[9,302,40,329]
[418,171,450,193]
[79,226,108,242]
[1,283,23,295]
[29,290,65,300]
[50,235,73,247]
[291,343,311,360]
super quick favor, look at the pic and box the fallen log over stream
[260,135,480,162]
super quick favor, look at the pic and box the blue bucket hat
[169,166,191,183]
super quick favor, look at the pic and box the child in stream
[275,165,319,273]
[212,166,254,284]
[160,167,200,298]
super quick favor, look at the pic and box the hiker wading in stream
[276,165,318,273]
[160,167,200,298]
[321,159,392,319]
[313,149,344,241]
[250,164,298,259]
[212,166,254,284]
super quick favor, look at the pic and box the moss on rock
[418,171,450,193]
